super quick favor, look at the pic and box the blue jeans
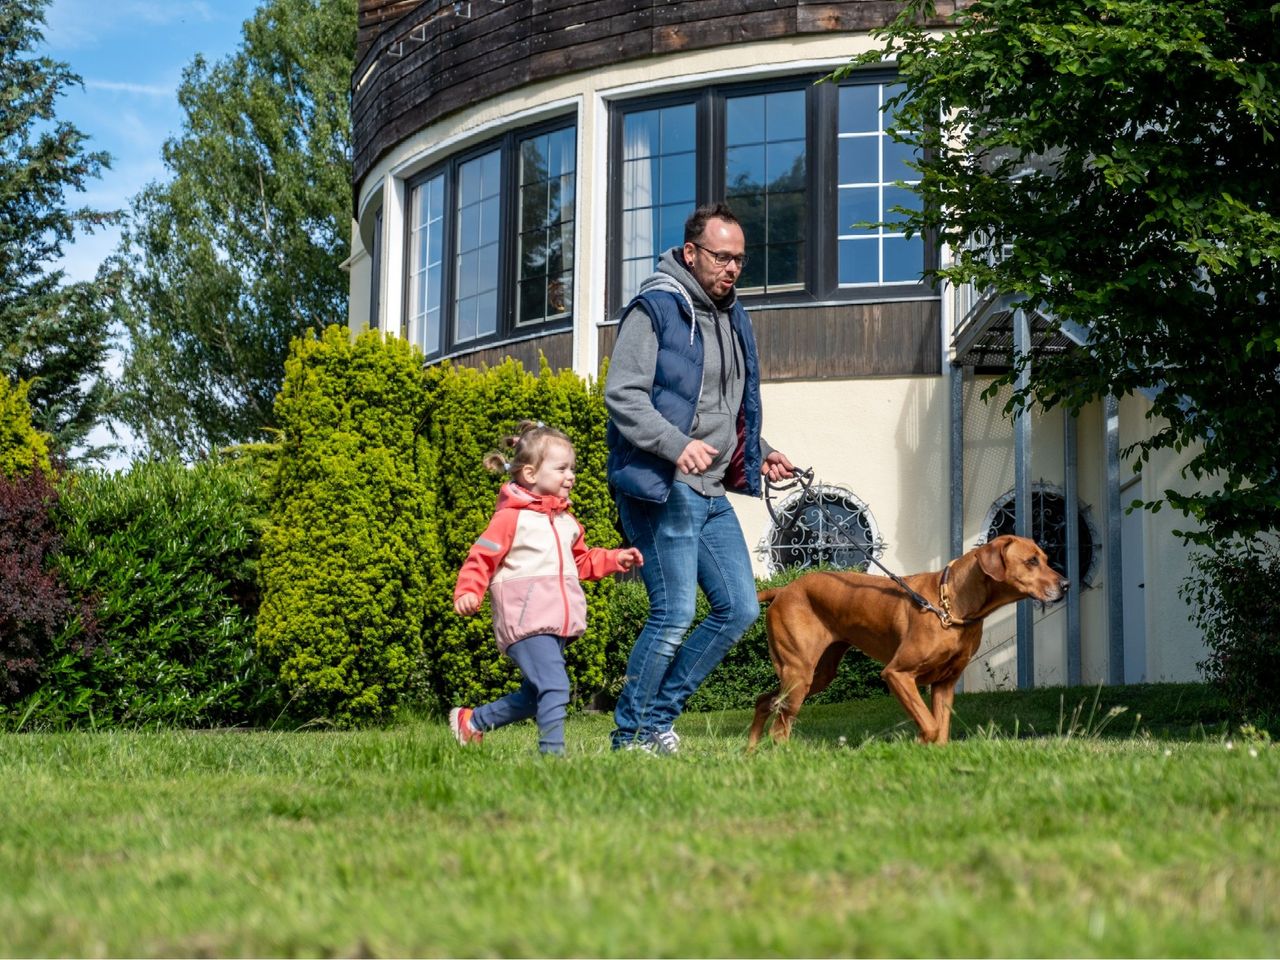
[472,634,570,755]
[611,483,760,748]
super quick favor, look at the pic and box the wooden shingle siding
[446,331,574,375]
[597,300,940,380]
[352,0,958,195]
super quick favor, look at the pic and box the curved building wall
[348,0,1208,690]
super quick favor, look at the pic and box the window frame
[403,115,577,359]
[606,69,936,317]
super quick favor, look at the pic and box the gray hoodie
[605,248,771,497]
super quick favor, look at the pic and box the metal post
[1105,394,1125,684]
[950,363,965,693]
[1013,307,1034,688]
[1064,408,1082,686]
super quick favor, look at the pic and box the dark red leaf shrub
[0,470,98,703]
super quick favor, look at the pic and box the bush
[0,469,98,713]
[1184,538,1280,732]
[47,455,275,728]
[600,566,886,714]
[257,327,431,727]
[420,357,619,713]
[0,378,51,477]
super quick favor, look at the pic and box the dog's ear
[977,538,1008,581]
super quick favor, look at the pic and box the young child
[450,421,643,755]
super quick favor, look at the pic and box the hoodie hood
[495,481,570,515]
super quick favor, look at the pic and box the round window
[982,484,1098,588]
[761,483,883,573]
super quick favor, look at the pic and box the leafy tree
[108,0,356,458]
[0,0,117,460]
[851,0,1280,543]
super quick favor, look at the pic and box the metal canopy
[952,290,1081,371]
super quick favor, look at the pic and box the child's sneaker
[448,707,484,745]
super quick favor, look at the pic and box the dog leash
[764,468,966,627]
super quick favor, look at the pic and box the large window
[608,73,930,312]
[619,103,697,303]
[406,119,576,357]
[837,81,922,286]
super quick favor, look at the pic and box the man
[605,202,794,753]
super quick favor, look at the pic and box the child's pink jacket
[454,482,629,652]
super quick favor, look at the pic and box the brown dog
[748,535,1069,747]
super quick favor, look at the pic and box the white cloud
[86,79,174,97]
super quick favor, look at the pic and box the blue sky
[40,0,263,284]
[38,0,263,463]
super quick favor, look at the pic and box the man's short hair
[684,202,740,244]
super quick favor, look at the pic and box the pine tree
[0,0,117,461]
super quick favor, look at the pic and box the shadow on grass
[689,682,1234,748]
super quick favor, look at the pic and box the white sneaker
[646,729,681,755]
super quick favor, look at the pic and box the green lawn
[3,683,1276,958]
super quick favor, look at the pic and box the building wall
[348,3,1210,691]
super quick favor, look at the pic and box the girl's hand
[617,547,644,571]
[454,594,482,615]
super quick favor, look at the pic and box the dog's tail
[757,588,780,605]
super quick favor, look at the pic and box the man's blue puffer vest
[607,288,763,503]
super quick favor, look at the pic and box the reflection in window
[454,149,501,343]
[408,174,444,351]
[620,103,696,302]
[726,89,806,292]
[518,127,576,326]
[837,81,922,286]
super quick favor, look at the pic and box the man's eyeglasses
[689,241,748,270]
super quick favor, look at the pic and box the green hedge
[419,356,619,713]
[256,326,431,727]
[27,456,273,728]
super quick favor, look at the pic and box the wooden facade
[596,299,940,381]
[352,0,957,193]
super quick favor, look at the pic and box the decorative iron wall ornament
[758,482,885,574]
[980,482,1099,589]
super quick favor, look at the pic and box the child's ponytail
[484,420,572,484]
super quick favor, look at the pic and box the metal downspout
[1105,394,1125,684]
[1014,307,1034,688]
[1064,408,1082,686]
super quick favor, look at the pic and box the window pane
[658,203,689,252]
[767,190,805,246]
[517,125,576,326]
[839,238,878,285]
[766,90,805,142]
[726,144,765,196]
[883,234,923,283]
[724,88,806,295]
[455,148,501,343]
[766,139,805,191]
[836,80,924,287]
[884,137,920,183]
[726,95,765,145]
[623,110,658,160]
[838,187,879,236]
[659,153,697,204]
[883,185,920,226]
[621,104,695,295]
[408,173,445,354]
[660,104,696,153]
[622,157,657,209]
[838,137,878,184]
[839,84,879,133]
[766,242,803,287]
[548,127,575,177]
